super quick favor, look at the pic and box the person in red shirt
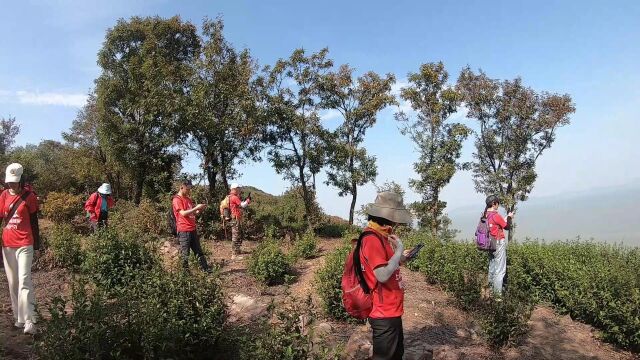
[360,191,413,360]
[84,183,115,231]
[483,195,513,296]
[1,163,39,335]
[172,180,210,272]
[228,183,251,259]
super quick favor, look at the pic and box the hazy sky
[1,0,639,221]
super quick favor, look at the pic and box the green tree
[456,67,575,241]
[185,17,262,202]
[259,48,333,224]
[319,65,396,224]
[11,141,81,194]
[95,16,200,204]
[396,62,471,234]
[63,95,127,196]
[0,116,20,157]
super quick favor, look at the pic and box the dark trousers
[177,231,209,271]
[369,317,404,360]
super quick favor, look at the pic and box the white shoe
[14,321,24,328]
[23,320,36,335]
[231,254,244,260]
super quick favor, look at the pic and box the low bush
[83,228,157,291]
[315,241,351,320]
[248,239,293,285]
[36,268,227,359]
[46,224,83,270]
[109,198,166,240]
[294,230,319,259]
[42,191,84,224]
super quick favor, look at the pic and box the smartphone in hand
[405,243,425,261]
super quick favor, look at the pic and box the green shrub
[42,191,84,224]
[83,228,157,291]
[47,224,83,270]
[314,216,358,238]
[248,239,292,285]
[315,242,351,320]
[109,198,166,240]
[36,269,227,359]
[294,230,319,259]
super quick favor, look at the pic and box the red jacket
[84,192,115,223]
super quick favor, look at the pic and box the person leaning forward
[84,183,115,231]
[172,180,211,272]
[359,192,413,360]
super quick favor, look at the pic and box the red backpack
[341,231,387,319]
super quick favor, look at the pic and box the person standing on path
[228,183,251,259]
[1,163,39,335]
[360,192,413,360]
[84,183,115,231]
[172,180,211,272]
[484,195,513,296]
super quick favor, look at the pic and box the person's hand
[507,212,514,218]
[195,204,206,211]
[400,249,413,264]
[388,234,404,253]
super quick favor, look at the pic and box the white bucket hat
[5,163,23,183]
[364,191,412,224]
[230,183,241,190]
[97,183,112,195]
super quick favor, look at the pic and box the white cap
[5,163,23,183]
[230,183,241,189]
[98,183,112,195]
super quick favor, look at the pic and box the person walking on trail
[360,192,413,360]
[229,183,251,259]
[484,195,513,296]
[172,180,211,272]
[84,183,115,231]
[1,163,39,335]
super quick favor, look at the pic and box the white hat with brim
[97,183,112,195]
[230,183,241,189]
[5,163,23,183]
[365,191,412,224]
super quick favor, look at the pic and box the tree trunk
[134,171,144,205]
[205,164,217,202]
[299,164,312,224]
[349,181,357,225]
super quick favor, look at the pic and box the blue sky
[1,0,639,223]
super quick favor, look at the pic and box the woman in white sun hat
[84,183,115,231]
[0,163,39,335]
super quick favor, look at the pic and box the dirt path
[1,238,636,359]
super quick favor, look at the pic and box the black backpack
[167,196,178,236]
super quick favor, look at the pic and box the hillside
[1,237,633,360]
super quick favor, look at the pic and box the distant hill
[448,180,640,245]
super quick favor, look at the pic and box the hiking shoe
[14,321,24,328]
[23,320,36,335]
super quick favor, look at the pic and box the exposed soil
[1,238,636,359]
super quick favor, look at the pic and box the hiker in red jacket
[228,183,251,259]
[484,195,513,296]
[1,163,39,335]
[360,192,413,360]
[84,183,115,231]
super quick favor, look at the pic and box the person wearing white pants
[483,195,513,296]
[1,163,39,335]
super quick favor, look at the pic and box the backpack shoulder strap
[353,230,387,295]
[3,191,30,227]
